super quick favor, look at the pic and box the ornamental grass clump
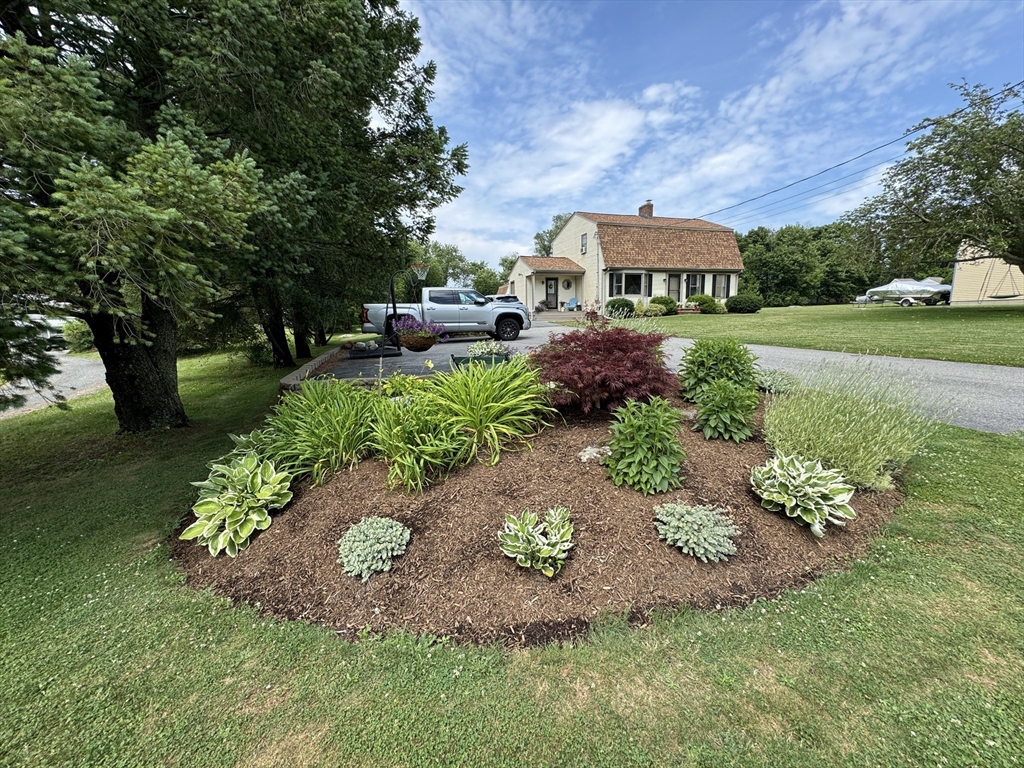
[498,505,574,578]
[763,362,941,489]
[180,453,293,557]
[750,454,856,538]
[755,368,801,395]
[653,503,739,563]
[604,397,685,495]
[679,337,758,402]
[530,316,676,413]
[337,516,411,581]
[694,379,759,442]
[424,356,553,466]
[255,380,376,486]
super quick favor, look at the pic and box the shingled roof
[595,223,743,271]
[577,211,731,231]
[519,256,585,273]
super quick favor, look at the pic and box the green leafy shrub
[679,337,758,401]
[180,453,293,557]
[653,503,739,562]
[498,505,574,578]
[750,454,856,538]
[424,356,553,466]
[259,380,376,486]
[649,295,678,315]
[337,516,411,581]
[755,368,801,395]
[694,379,759,442]
[63,319,94,352]
[633,302,666,317]
[725,293,762,314]
[688,294,725,314]
[380,372,427,398]
[605,298,636,317]
[763,363,939,489]
[604,397,685,495]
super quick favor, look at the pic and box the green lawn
[620,304,1023,367]
[2,354,1022,767]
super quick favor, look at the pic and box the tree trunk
[86,298,188,433]
[294,328,312,359]
[314,326,328,346]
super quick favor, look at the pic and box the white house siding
[951,256,1024,305]
[551,214,602,307]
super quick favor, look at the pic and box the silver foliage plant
[653,503,739,563]
[498,505,574,578]
[337,516,411,581]
[750,454,856,538]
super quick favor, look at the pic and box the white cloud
[407,0,1022,265]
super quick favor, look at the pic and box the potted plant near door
[393,316,447,352]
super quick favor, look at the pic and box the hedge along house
[548,201,744,311]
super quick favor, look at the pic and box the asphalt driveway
[323,319,1024,435]
[4,321,1022,435]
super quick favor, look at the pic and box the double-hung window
[609,272,647,296]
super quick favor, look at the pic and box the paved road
[5,323,1022,434]
[0,351,108,420]
[324,320,1024,435]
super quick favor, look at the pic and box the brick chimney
[639,200,653,218]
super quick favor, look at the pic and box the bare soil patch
[172,397,902,647]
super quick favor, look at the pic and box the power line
[721,176,887,230]
[697,80,1024,220]
[715,156,901,226]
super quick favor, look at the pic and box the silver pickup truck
[360,287,531,341]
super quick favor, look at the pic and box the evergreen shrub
[725,293,762,313]
[605,298,636,317]
[689,294,725,314]
[649,295,678,315]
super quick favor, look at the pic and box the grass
[2,353,1023,766]
[600,304,1024,367]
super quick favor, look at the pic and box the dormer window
[580,233,587,254]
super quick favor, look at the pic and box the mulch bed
[171,397,902,647]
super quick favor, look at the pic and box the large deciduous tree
[844,83,1023,275]
[1,0,466,428]
[533,213,572,256]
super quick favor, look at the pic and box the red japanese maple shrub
[530,319,676,413]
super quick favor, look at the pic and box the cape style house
[505,201,744,312]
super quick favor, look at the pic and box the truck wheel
[496,317,520,341]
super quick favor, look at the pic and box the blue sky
[405,0,1024,268]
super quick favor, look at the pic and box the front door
[545,278,558,309]
[668,274,681,303]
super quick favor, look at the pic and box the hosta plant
[653,503,739,563]
[337,516,412,582]
[498,506,574,578]
[604,397,685,495]
[180,453,293,557]
[694,379,759,442]
[750,454,856,538]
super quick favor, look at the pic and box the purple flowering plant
[393,315,448,339]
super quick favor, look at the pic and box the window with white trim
[712,274,729,299]
[580,233,587,254]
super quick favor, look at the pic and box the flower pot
[399,335,436,352]
[450,354,508,369]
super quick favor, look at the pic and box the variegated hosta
[498,506,573,578]
[180,453,293,557]
[750,454,855,538]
